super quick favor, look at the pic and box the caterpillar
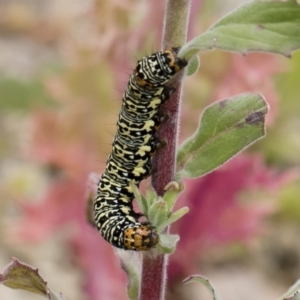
[93,48,187,251]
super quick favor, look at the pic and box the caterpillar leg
[153,113,170,130]
[161,86,176,103]
[150,138,167,156]
[132,211,145,220]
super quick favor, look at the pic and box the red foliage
[11,110,128,300]
[167,52,289,282]
[168,154,291,281]
[14,174,127,300]
[213,53,285,125]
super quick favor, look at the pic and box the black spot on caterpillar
[93,48,187,250]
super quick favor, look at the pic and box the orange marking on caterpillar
[124,225,159,251]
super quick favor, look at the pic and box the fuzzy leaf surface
[180,0,300,60]
[0,258,63,300]
[186,55,200,76]
[279,280,300,300]
[117,251,141,300]
[157,207,189,233]
[148,199,168,228]
[183,275,222,300]
[176,93,268,179]
[157,234,180,254]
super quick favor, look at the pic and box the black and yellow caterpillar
[93,48,187,250]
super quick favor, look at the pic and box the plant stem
[162,0,191,50]
[140,1,191,299]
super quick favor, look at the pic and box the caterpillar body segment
[94,48,187,250]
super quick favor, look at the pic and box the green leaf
[117,251,141,300]
[130,182,149,216]
[179,0,300,60]
[145,187,159,207]
[183,275,223,300]
[0,258,64,300]
[163,182,184,211]
[157,234,180,254]
[157,207,189,233]
[130,183,187,253]
[284,292,300,300]
[279,280,300,300]
[148,199,169,228]
[176,93,268,179]
[186,55,200,76]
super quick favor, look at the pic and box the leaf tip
[164,181,183,191]
[285,51,292,58]
[245,111,266,125]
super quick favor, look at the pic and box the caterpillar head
[124,224,159,251]
[134,48,187,89]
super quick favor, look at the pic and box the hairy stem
[140,1,191,300]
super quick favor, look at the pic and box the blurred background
[1,0,300,299]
